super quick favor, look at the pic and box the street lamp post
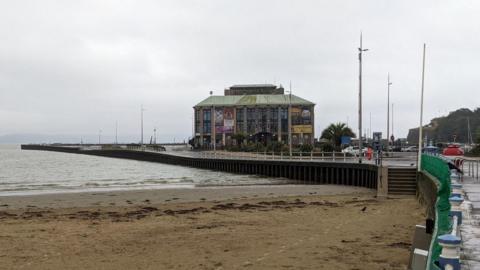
[418,44,427,171]
[387,74,392,156]
[358,33,368,163]
[140,105,145,146]
[98,129,102,145]
[392,103,394,143]
[154,128,157,145]
[288,82,293,157]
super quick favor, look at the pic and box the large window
[247,108,256,134]
[203,109,211,134]
[236,108,245,133]
[259,108,268,132]
[195,109,201,134]
[269,108,278,133]
[281,108,288,133]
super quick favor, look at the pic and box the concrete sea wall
[21,144,378,189]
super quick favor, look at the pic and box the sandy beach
[0,185,424,270]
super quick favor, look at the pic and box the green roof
[194,94,315,108]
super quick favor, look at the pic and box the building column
[288,106,292,147]
[233,107,237,134]
[212,106,215,148]
[277,107,282,142]
[311,105,315,145]
[199,108,204,146]
[254,108,259,135]
[243,107,247,134]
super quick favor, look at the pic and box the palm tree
[320,123,356,150]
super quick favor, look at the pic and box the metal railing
[462,158,480,181]
[197,151,365,162]
[81,144,166,153]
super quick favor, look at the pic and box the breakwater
[21,144,378,189]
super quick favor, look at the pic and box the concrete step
[388,188,417,193]
[388,177,417,183]
[389,187,416,192]
[389,184,416,188]
[388,167,417,196]
[388,187,416,191]
[389,171,417,175]
[388,180,417,186]
[389,173,417,178]
[388,191,416,195]
[389,177,416,181]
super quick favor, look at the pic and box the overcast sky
[0,0,478,143]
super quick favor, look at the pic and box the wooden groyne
[21,144,378,189]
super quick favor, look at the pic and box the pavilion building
[193,84,315,147]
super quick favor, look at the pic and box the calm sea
[0,145,287,196]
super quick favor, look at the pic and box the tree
[321,123,356,150]
[231,133,246,146]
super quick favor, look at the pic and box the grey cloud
[0,0,478,142]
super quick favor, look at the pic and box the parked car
[342,146,368,155]
[401,146,418,152]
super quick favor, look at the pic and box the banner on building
[215,109,224,125]
[223,108,234,133]
[292,125,313,134]
[214,108,224,133]
[291,107,311,125]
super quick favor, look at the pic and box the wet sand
[0,186,424,270]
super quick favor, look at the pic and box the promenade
[460,159,480,269]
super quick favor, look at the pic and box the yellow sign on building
[292,125,312,133]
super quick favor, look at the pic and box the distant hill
[407,108,480,144]
[0,133,189,144]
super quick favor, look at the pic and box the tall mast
[387,74,392,156]
[358,33,368,163]
[141,105,144,145]
[418,44,426,171]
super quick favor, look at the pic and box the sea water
[0,145,287,196]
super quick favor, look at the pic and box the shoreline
[0,186,423,270]
[0,184,372,209]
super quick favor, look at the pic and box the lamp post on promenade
[392,103,394,144]
[288,82,293,157]
[358,33,368,163]
[140,104,145,146]
[387,74,392,156]
[418,43,427,171]
[154,128,157,145]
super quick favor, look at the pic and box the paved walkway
[164,149,418,167]
[460,174,480,269]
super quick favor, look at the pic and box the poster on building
[223,108,234,133]
[301,108,311,124]
[215,109,224,125]
[215,108,224,133]
[292,125,313,133]
[291,107,302,125]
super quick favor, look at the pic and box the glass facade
[259,108,268,132]
[236,108,245,133]
[195,105,313,146]
[281,108,288,133]
[195,109,200,134]
[247,108,256,134]
[202,109,211,134]
[269,108,278,133]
